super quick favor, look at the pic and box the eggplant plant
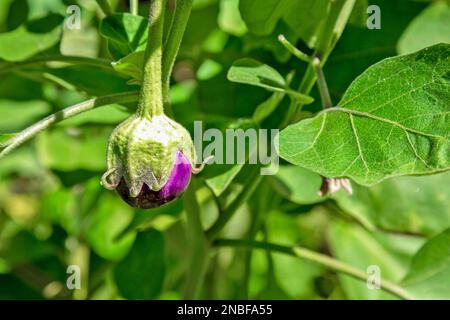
[0,0,449,300]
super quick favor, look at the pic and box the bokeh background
[0,0,449,299]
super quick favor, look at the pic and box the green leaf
[114,230,165,299]
[324,0,427,101]
[228,58,285,90]
[335,172,450,236]
[271,165,325,205]
[252,92,284,124]
[402,228,450,299]
[99,13,148,60]
[218,0,247,36]
[111,51,144,81]
[227,58,313,103]
[205,164,243,197]
[398,1,450,55]
[0,14,63,62]
[279,44,450,186]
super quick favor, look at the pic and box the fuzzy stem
[162,0,194,108]
[214,239,415,300]
[278,35,311,63]
[130,0,139,15]
[137,0,166,118]
[0,91,139,159]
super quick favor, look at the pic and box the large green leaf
[402,228,450,299]
[114,230,165,299]
[335,172,450,236]
[99,13,148,60]
[398,1,450,55]
[279,44,450,186]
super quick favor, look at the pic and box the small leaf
[228,58,286,90]
[99,13,148,60]
[271,165,325,205]
[402,228,450,299]
[205,164,243,197]
[253,92,285,124]
[228,58,313,104]
[114,230,165,299]
[112,51,144,81]
[279,44,450,186]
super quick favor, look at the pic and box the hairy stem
[282,0,355,126]
[137,0,166,118]
[0,91,139,158]
[130,0,139,15]
[184,181,210,299]
[214,239,414,300]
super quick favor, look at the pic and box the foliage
[0,0,448,300]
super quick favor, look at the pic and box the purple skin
[117,151,192,209]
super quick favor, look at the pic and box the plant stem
[137,0,166,118]
[206,166,262,241]
[278,35,311,63]
[312,57,333,109]
[282,0,355,126]
[214,239,415,300]
[130,0,139,15]
[95,0,113,15]
[0,56,113,74]
[0,91,139,158]
[183,180,210,299]
[162,0,194,108]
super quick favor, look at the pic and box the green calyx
[103,113,196,197]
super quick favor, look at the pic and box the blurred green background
[0,0,449,300]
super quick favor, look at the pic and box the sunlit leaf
[279,44,450,186]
